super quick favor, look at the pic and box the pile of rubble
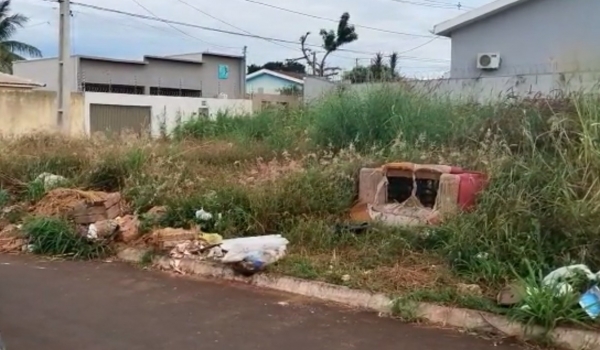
[0,175,289,276]
[150,225,289,276]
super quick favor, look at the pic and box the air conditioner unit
[477,53,501,70]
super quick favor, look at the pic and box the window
[82,83,144,95]
[149,87,202,97]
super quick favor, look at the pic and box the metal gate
[89,104,151,135]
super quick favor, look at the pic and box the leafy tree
[248,60,306,74]
[0,0,42,73]
[278,85,302,96]
[300,12,358,77]
[247,64,262,74]
[343,52,401,83]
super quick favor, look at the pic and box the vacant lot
[2,85,599,330]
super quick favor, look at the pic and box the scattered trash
[170,239,213,260]
[580,286,600,319]
[341,274,351,282]
[165,233,288,276]
[218,235,289,276]
[115,215,140,243]
[218,235,288,263]
[167,233,224,273]
[457,283,482,296]
[87,219,118,240]
[542,264,597,296]
[36,172,68,190]
[72,192,122,225]
[33,189,122,224]
[199,233,223,246]
[195,208,213,221]
[499,264,600,317]
[277,301,289,306]
[475,252,489,259]
[351,163,487,227]
[497,283,525,306]
[194,208,222,231]
[152,227,199,249]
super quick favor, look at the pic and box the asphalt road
[0,254,517,350]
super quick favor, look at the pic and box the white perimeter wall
[83,92,252,137]
[303,71,600,104]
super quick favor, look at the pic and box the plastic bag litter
[36,172,68,190]
[580,286,600,319]
[542,264,598,295]
[211,234,289,275]
[218,235,288,263]
[87,220,118,240]
[200,233,223,246]
[195,208,213,221]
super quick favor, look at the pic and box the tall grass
[170,86,600,286]
[2,85,600,311]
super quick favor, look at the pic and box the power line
[24,20,51,28]
[73,10,197,40]
[243,0,437,38]
[397,37,438,54]
[129,0,238,50]
[418,0,473,9]
[172,0,299,52]
[52,1,449,63]
[389,0,468,10]
[172,0,440,62]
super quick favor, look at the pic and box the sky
[13,0,494,78]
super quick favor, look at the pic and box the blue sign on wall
[218,64,229,79]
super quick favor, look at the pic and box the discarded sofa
[351,162,487,226]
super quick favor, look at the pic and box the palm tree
[300,12,358,77]
[0,0,42,73]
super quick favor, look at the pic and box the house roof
[15,51,234,66]
[165,52,244,60]
[78,55,203,65]
[246,69,305,84]
[0,72,44,89]
[201,52,244,59]
[433,0,531,37]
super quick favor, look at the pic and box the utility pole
[57,0,71,134]
[241,46,247,97]
[312,52,317,76]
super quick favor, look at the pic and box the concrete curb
[117,248,600,350]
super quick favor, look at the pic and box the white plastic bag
[219,235,289,264]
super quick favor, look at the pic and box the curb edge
[117,247,600,350]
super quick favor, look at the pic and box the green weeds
[23,217,110,259]
[3,86,600,331]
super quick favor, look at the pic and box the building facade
[434,0,600,79]
[246,69,304,95]
[13,52,246,99]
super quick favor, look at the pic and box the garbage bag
[219,235,288,264]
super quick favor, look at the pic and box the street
[0,254,516,350]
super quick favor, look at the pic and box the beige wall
[0,90,85,136]
[84,92,252,137]
[248,93,301,112]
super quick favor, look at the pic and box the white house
[433,0,600,78]
[246,69,304,95]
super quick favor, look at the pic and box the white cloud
[13,0,495,76]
